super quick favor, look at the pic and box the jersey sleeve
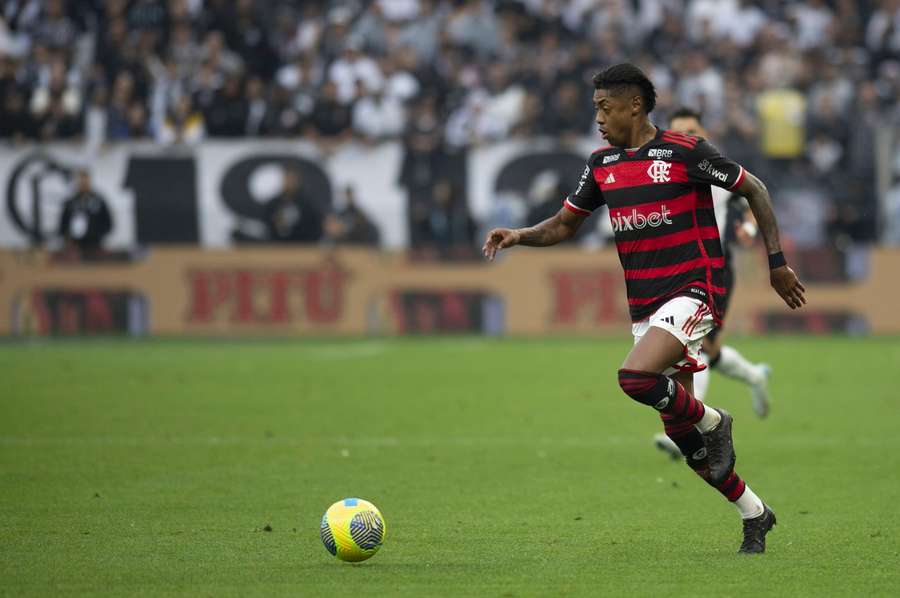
[563,162,605,215]
[686,139,747,191]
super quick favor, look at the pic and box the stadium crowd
[1,0,898,251]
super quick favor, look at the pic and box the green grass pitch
[1,336,898,597]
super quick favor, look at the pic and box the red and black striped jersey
[563,128,746,323]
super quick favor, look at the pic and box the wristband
[768,251,787,269]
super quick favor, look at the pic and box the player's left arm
[734,172,807,310]
[686,138,806,309]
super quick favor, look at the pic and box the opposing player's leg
[692,353,711,401]
[718,348,771,419]
[653,432,682,460]
[705,326,772,418]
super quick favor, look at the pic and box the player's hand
[482,228,521,261]
[770,265,806,309]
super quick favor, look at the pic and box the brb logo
[647,160,671,183]
[610,205,673,232]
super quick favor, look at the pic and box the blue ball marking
[350,511,384,550]
[343,498,359,507]
[320,515,337,556]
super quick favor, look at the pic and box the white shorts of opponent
[631,296,716,376]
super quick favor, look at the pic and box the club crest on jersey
[610,205,673,232]
[647,160,672,183]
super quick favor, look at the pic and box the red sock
[692,467,746,501]
[661,412,697,440]
[715,470,747,501]
[666,378,706,425]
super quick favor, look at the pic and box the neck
[626,119,656,149]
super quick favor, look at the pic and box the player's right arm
[482,207,586,260]
[483,160,604,261]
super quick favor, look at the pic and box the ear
[631,95,643,116]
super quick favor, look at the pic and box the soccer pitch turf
[1,337,898,597]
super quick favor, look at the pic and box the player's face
[669,116,707,138]
[593,88,636,147]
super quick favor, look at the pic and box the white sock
[693,357,710,402]
[734,484,765,519]
[695,405,721,433]
[716,345,763,386]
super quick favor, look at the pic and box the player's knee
[617,368,672,409]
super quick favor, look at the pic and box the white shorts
[631,296,715,375]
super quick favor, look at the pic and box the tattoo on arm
[736,171,782,255]
[518,208,584,247]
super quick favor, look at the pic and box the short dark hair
[670,107,703,123]
[593,63,657,113]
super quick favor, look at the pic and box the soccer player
[482,64,806,554]
[652,107,774,460]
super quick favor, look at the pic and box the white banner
[0,138,600,249]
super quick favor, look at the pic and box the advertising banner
[2,247,899,337]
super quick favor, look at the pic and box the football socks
[716,345,765,386]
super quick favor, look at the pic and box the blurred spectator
[107,71,137,140]
[200,30,243,80]
[397,0,443,62]
[244,76,270,136]
[866,0,900,59]
[381,51,421,103]
[58,171,113,252]
[756,85,806,161]
[446,0,498,57]
[267,84,305,136]
[676,51,724,125]
[229,0,277,79]
[34,0,78,50]
[125,101,149,139]
[265,168,324,243]
[276,51,324,95]
[168,21,201,77]
[728,1,769,48]
[0,86,35,141]
[790,0,835,49]
[409,178,475,259]
[328,41,383,104]
[542,79,593,137]
[400,94,454,243]
[37,96,81,139]
[324,186,380,246]
[308,80,352,141]
[204,74,247,137]
[30,56,82,136]
[352,82,406,141]
[157,95,205,145]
